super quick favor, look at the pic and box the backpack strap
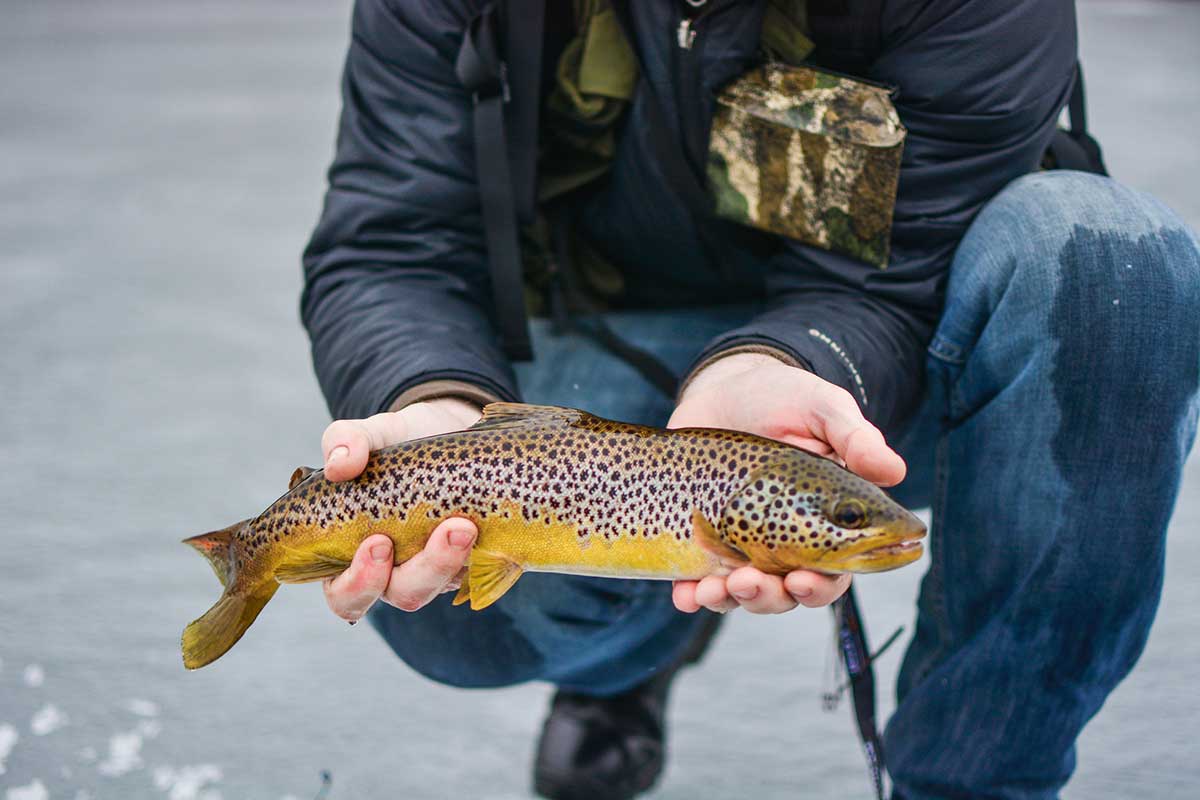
[505,0,545,223]
[455,0,545,361]
[1044,62,1109,176]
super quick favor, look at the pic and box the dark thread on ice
[313,770,332,800]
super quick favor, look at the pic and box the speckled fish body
[181,403,925,669]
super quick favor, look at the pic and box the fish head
[718,452,926,575]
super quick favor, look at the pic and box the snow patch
[5,780,48,800]
[97,730,144,777]
[30,704,68,736]
[128,698,160,718]
[153,764,223,800]
[79,745,97,762]
[22,665,44,688]
[0,723,18,776]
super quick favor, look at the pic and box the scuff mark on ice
[22,665,44,688]
[5,780,48,800]
[129,698,160,717]
[137,719,163,739]
[153,764,223,800]
[30,704,68,736]
[0,723,18,775]
[97,730,144,777]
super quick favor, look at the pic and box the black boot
[532,612,723,800]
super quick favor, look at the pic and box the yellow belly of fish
[480,517,716,580]
[272,501,719,609]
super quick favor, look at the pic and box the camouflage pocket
[707,63,906,268]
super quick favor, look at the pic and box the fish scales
[181,403,926,669]
[264,412,753,577]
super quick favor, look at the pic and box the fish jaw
[813,538,924,573]
[811,509,927,573]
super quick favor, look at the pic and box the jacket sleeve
[301,0,518,421]
[689,0,1078,431]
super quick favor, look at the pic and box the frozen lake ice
[1,1,1197,798]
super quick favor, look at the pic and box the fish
[181,403,925,669]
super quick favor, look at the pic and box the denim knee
[935,171,1200,393]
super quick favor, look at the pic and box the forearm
[302,267,518,420]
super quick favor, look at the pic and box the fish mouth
[817,537,925,573]
[815,512,927,573]
[853,537,925,563]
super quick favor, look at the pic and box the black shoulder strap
[455,0,545,361]
[505,0,544,224]
[1045,62,1109,176]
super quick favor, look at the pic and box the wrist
[680,349,800,404]
[405,397,483,429]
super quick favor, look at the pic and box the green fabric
[578,6,637,100]
[528,0,814,304]
[761,0,814,64]
[537,0,636,205]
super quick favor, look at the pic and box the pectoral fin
[467,549,523,610]
[274,547,352,584]
[691,510,750,569]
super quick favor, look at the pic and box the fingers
[784,571,852,608]
[692,575,740,613]
[672,569,851,614]
[725,567,799,614]
[672,581,703,613]
[813,387,906,486]
[380,518,477,612]
[323,534,395,622]
[321,412,410,482]
[687,570,797,615]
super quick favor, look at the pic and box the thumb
[814,388,906,486]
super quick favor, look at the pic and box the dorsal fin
[288,466,316,491]
[470,403,583,432]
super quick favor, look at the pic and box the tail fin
[181,581,279,669]
[183,519,250,587]
[182,518,276,669]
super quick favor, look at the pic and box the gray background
[1,1,1197,798]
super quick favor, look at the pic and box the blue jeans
[370,172,1200,798]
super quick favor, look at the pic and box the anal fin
[274,547,352,584]
[467,549,523,610]
[691,509,750,570]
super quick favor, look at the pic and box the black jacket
[302,0,1076,430]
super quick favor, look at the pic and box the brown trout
[182,403,925,669]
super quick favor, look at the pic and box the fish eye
[833,499,868,529]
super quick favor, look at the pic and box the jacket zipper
[673,0,720,174]
[677,18,699,49]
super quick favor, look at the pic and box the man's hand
[320,398,482,622]
[668,353,906,615]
